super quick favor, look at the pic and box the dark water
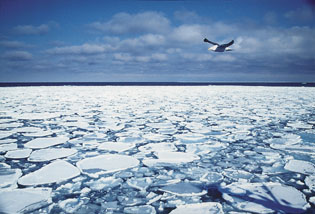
[0,82,314,87]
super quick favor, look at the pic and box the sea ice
[13,126,43,133]
[127,177,153,191]
[124,205,156,214]
[142,151,199,167]
[284,159,315,175]
[98,142,135,152]
[0,167,22,188]
[23,130,54,137]
[18,160,80,186]
[159,182,207,197]
[0,131,14,139]
[305,175,315,191]
[0,143,17,153]
[59,198,84,213]
[174,133,207,144]
[221,182,310,213]
[86,176,122,191]
[5,148,32,159]
[169,202,223,214]
[24,136,69,149]
[76,154,139,177]
[28,148,77,162]
[138,142,177,153]
[0,188,52,213]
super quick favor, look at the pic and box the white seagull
[204,38,234,52]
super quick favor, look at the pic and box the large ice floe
[0,86,314,213]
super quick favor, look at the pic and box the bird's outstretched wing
[221,40,234,48]
[204,38,219,46]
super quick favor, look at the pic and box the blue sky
[0,0,314,82]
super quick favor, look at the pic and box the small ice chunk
[0,122,23,129]
[13,126,43,133]
[200,172,224,185]
[0,139,16,144]
[159,182,207,197]
[305,175,315,191]
[0,143,17,153]
[0,131,14,139]
[142,151,199,167]
[86,176,122,191]
[98,142,135,152]
[24,136,69,149]
[223,169,254,181]
[124,205,156,214]
[28,148,77,162]
[169,202,223,214]
[0,168,22,188]
[59,198,84,213]
[18,160,80,186]
[5,149,32,159]
[127,177,153,191]
[138,143,177,153]
[174,133,207,144]
[284,159,315,175]
[76,154,139,177]
[23,130,54,137]
[0,188,52,213]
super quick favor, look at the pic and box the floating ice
[138,143,177,153]
[0,122,23,129]
[86,176,122,191]
[175,133,207,144]
[0,131,14,139]
[221,182,310,213]
[169,202,223,214]
[5,148,32,159]
[0,167,22,188]
[159,182,207,197]
[13,126,43,133]
[76,154,139,177]
[284,159,315,175]
[98,142,135,152]
[185,142,226,155]
[0,139,16,144]
[127,177,153,191]
[0,143,17,153]
[23,130,54,137]
[143,133,170,142]
[124,205,156,214]
[28,148,77,162]
[142,151,199,167]
[18,160,80,186]
[24,136,69,149]
[0,188,52,213]
[59,198,84,213]
[305,175,315,191]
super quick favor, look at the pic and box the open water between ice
[0,86,314,213]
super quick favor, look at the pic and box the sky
[0,0,314,82]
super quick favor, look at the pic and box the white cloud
[13,24,50,35]
[90,11,170,35]
[285,6,315,22]
[46,43,113,55]
[3,51,33,61]
[0,40,31,49]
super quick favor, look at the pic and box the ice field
[0,86,314,213]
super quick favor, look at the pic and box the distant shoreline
[0,82,314,87]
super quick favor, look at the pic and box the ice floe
[76,154,139,177]
[124,205,156,214]
[221,182,310,213]
[159,181,207,197]
[24,136,69,149]
[169,202,223,214]
[98,142,135,152]
[284,159,315,175]
[0,167,22,188]
[0,188,52,213]
[59,198,84,213]
[5,148,32,159]
[18,160,80,186]
[142,151,199,167]
[28,148,77,162]
[86,176,123,191]
[305,175,315,191]
[0,143,17,153]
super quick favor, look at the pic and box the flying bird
[204,38,234,52]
